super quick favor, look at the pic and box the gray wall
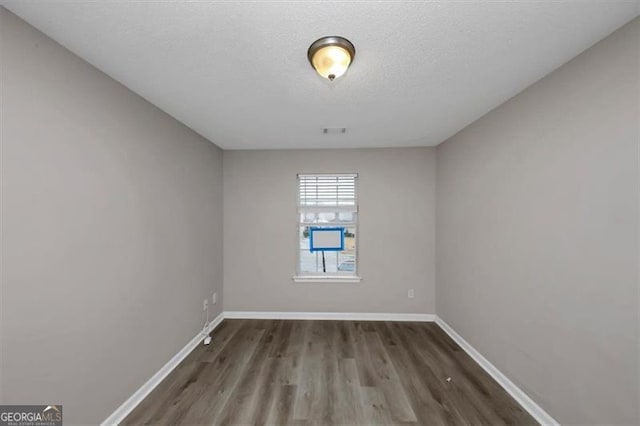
[0,8,223,424]
[436,18,639,425]
[224,148,436,314]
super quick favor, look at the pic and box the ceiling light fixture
[307,36,355,81]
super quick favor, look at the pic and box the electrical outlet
[203,299,209,311]
[408,289,415,299]
[212,292,217,305]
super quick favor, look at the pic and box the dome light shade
[308,36,355,81]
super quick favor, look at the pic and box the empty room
[0,1,638,425]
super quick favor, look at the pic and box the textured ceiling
[2,1,638,149]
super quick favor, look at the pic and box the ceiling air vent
[322,128,347,134]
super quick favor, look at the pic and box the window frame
[293,173,362,283]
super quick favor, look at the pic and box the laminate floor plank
[360,386,395,425]
[123,319,539,425]
[332,358,364,426]
[349,322,379,388]
[380,324,456,426]
[214,321,281,425]
[265,384,297,425]
[177,328,265,425]
[363,330,417,423]
[292,320,322,421]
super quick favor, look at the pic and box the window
[295,174,360,282]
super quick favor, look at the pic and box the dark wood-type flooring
[123,320,537,425]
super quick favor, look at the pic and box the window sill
[293,275,362,283]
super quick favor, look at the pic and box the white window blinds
[298,174,358,210]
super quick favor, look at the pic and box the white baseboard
[435,316,559,426]
[223,311,436,322]
[101,312,224,426]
